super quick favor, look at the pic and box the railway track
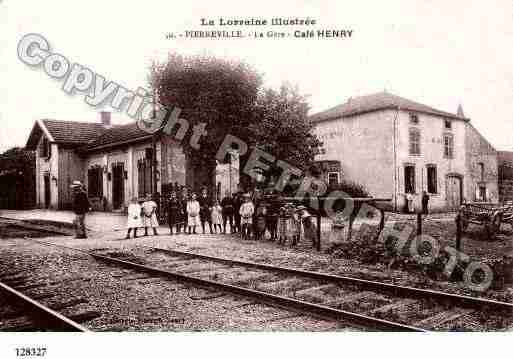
[0,275,90,332]
[28,239,513,331]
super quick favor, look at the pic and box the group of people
[125,195,160,238]
[163,187,254,237]
[161,186,281,241]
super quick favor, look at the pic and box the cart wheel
[486,213,502,239]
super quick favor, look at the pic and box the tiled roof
[309,92,468,123]
[26,119,151,151]
[84,122,152,151]
[42,119,106,145]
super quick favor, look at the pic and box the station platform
[0,209,127,232]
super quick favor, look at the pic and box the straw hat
[70,180,82,188]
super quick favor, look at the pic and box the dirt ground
[2,212,512,305]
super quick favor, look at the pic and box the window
[443,134,454,158]
[87,166,103,198]
[327,172,339,186]
[409,128,421,155]
[409,113,419,125]
[445,119,452,129]
[479,186,487,202]
[39,137,51,158]
[478,162,485,181]
[405,165,416,193]
[138,159,152,197]
[427,165,437,194]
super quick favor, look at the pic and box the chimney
[457,104,465,118]
[100,111,111,127]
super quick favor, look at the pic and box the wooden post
[455,213,462,252]
[374,208,386,241]
[347,215,354,241]
[316,211,321,252]
[417,212,422,236]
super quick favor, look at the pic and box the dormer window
[409,113,419,125]
[445,119,452,129]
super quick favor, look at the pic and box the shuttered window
[409,128,421,155]
[443,134,454,158]
[138,159,152,198]
[40,137,51,158]
[405,165,416,193]
[427,165,437,194]
[87,166,103,198]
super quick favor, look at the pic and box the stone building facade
[311,92,499,212]
[499,151,513,203]
[25,112,234,211]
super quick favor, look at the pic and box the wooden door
[44,174,51,208]
[446,176,462,209]
[112,163,124,210]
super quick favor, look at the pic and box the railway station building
[25,112,238,211]
[311,92,499,212]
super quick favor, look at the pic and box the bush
[327,180,370,198]
[319,180,370,216]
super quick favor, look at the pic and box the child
[199,188,213,234]
[125,197,142,239]
[186,193,200,234]
[142,194,159,236]
[211,200,223,233]
[221,191,234,234]
[239,193,255,240]
[167,191,182,235]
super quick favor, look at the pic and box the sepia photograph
[0,0,511,357]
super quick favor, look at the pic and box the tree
[1,147,26,158]
[150,54,322,191]
[247,84,322,184]
[150,54,262,190]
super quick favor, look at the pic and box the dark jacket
[72,190,90,215]
[198,195,212,221]
[167,197,182,223]
[221,196,234,215]
[232,194,242,218]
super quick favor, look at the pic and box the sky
[0,0,512,153]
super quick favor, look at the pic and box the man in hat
[70,180,91,239]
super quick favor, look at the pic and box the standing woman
[187,192,201,234]
[125,197,142,239]
[167,191,181,235]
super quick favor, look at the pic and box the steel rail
[0,281,90,332]
[29,239,424,331]
[145,246,513,312]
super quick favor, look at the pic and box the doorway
[112,163,125,210]
[446,174,463,209]
[43,174,51,209]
